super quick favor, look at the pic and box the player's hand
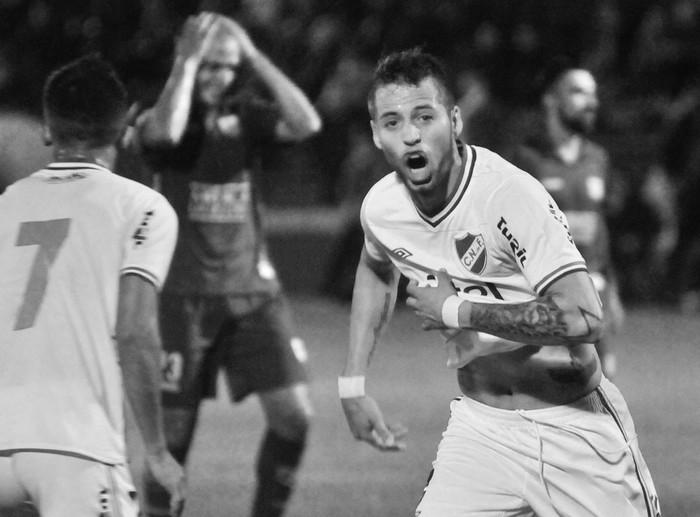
[341,395,407,452]
[145,451,187,517]
[215,16,259,60]
[406,269,458,330]
[176,12,218,62]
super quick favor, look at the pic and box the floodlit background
[2,0,700,303]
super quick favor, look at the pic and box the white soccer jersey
[362,145,587,364]
[0,162,177,464]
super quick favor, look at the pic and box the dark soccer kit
[511,134,622,323]
[143,97,308,408]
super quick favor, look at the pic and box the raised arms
[139,13,321,147]
[217,17,322,142]
[139,13,219,146]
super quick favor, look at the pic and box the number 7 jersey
[0,162,177,464]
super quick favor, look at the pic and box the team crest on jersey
[455,233,487,274]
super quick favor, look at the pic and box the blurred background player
[510,60,624,378]
[0,55,184,516]
[655,87,700,313]
[135,12,321,517]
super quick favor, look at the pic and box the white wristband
[441,295,464,328]
[338,376,365,399]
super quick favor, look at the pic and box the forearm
[343,255,399,376]
[457,291,603,347]
[248,51,321,139]
[141,56,199,145]
[117,330,167,454]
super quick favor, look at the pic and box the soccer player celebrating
[340,48,661,516]
[135,12,320,517]
[510,59,624,378]
[0,55,184,516]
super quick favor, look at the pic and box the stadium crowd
[1,0,700,306]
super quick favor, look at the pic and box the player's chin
[402,169,433,188]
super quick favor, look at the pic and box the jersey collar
[416,144,477,228]
[46,162,111,172]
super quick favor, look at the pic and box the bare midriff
[457,343,602,410]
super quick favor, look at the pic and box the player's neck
[548,120,582,164]
[552,135,582,165]
[52,146,115,170]
[412,146,465,217]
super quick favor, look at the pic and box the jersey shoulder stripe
[534,262,588,294]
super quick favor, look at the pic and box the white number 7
[14,219,71,330]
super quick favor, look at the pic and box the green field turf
[138,295,700,517]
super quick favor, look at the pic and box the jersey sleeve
[359,191,392,264]
[488,174,587,294]
[121,191,178,290]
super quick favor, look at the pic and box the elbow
[308,113,323,135]
[139,131,179,150]
[278,111,323,142]
[115,322,159,352]
[569,305,605,344]
[140,121,184,149]
[297,114,323,140]
[157,128,184,148]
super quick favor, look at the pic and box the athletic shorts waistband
[457,387,606,427]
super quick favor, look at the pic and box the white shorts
[415,377,661,517]
[0,452,139,517]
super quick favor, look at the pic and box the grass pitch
[157,296,700,517]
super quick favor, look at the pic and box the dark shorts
[159,292,309,407]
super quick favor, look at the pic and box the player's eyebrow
[378,103,436,120]
[413,103,436,113]
[377,110,402,121]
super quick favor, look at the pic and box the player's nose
[402,123,421,145]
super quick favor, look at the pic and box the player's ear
[42,124,53,146]
[126,102,140,127]
[542,91,556,111]
[451,105,463,137]
[370,120,383,150]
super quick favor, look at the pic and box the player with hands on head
[136,10,321,517]
[340,47,661,517]
[0,54,185,517]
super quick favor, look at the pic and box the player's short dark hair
[367,47,454,119]
[535,54,582,98]
[43,54,129,147]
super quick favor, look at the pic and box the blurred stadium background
[2,0,699,303]
[2,0,700,515]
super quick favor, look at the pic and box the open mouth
[407,154,427,169]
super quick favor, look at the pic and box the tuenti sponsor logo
[497,217,527,266]
[548,200,575,244]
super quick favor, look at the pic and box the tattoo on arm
[470,292,601,345]
[369,293,392,363]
